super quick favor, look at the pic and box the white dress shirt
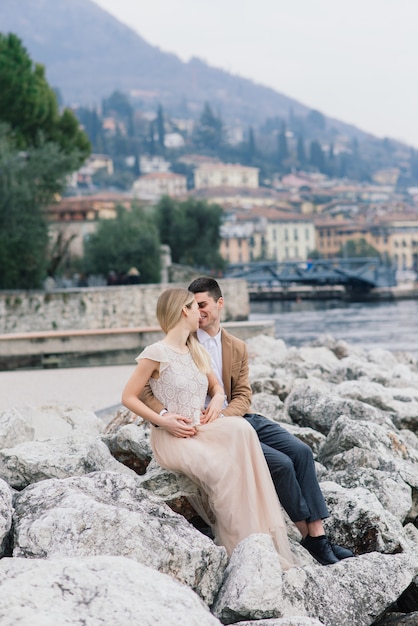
[197,328,226,408]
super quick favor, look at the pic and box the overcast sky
[94,0,418,148]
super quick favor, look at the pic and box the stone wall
[0,280,249,334]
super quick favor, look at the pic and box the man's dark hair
[188,276,223,301]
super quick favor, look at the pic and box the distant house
[132,172,187,201]
[220,208,315,264]
[68,154,114,189]
[220,218,267,264]
[371,212,418,270]
[314,217,368,258]
[139,155,171,174]
[189,186,288,209]
[260,209,315,262]
[46,192,133,259]
[194,163,259,190]
[164,133,185,149]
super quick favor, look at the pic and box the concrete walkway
[0,364,136,413]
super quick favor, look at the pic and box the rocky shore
[0,334,417,625]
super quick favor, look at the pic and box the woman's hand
[200,392,225,424]
[160,412,197,438]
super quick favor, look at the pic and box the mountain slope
[1,0,367,138]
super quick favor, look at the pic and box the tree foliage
[82,206,161,283]
[102,90,133,120]
[0,125,83,289]
[0,34,91,288]
[336,238,380,259]
[156,104,165,150]
[0,33,90,162]
[192,103,223,152]
[156,196,225,271]
[277,123,289,167]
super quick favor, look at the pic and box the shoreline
[249,282,418,302]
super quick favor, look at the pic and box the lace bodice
[136,342,208,425]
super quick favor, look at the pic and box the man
[143,276,354,565]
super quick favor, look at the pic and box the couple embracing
[122,277,354,567]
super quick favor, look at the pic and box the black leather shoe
[332,544,355,559]
[301,534,340,565]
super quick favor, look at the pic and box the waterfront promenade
[0,364,134,413]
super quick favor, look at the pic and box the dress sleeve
[135,342,170,372]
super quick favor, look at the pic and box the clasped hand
[161,394,224,437]
[200,393,224,425]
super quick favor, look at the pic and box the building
[314,211,418,271]
[189,186,288,209]
[46,193,133,259]
[369,213,418,270]
[68,154,114,189]
[314,218,369,258]
[194,163,259,190]
[139,155,171,174]
[264,210,315,262]
[220,217,267,264]
[220,208,315,264]
[132,172,187,201]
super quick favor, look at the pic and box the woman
[122,288,295,569]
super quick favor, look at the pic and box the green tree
[102,90,133,119]
[156,197,225,271]
[309,140,326,173]
[306,249,323,260]
[277,123,289,170]
[0,33,89,161]
[76,107,106,153]
[83,205,161,283]
[307,109,326,131]
[0,35,90,288]
[156,104,165,151]
[0,124,84,289]
[246,126,256,164]
[336,238,380,259]
[192,103,223,152]
[297,134,307,166]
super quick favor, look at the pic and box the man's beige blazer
[220,328,252,416]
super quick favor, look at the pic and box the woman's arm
[122,359,197,438]
[122,359,165,425]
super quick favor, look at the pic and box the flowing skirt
[151,415,295,569]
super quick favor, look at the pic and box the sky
[93,0,418,148]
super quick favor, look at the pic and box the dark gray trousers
[244,413,329,523]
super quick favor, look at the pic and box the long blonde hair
[156,288,211,373]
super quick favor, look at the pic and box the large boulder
[0,435,135,489]
[0,479,13,556]
[286,385,385,435]
[12,470,227,605]
[281,553,418,626]
[0,555,221,625]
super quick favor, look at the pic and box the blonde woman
[122,288,295,569]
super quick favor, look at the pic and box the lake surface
[250,298,418,357]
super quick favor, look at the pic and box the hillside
[1,0,368,139]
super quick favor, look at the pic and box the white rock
[13,471,227,605]
[212,534,284,623]
[0,435,135,489]
[0,555,221,625]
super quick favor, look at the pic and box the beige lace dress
[137,341,295,569]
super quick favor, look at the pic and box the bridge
[225,257,397,294]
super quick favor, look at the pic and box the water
[250,298,418,357]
